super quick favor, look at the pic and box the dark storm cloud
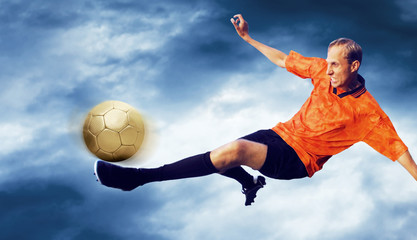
[111,2,235,101]
[1,0,234,114]
[149,25,240,103]
[0,140,168,239]
[217,0,417,105]
[0,179,167,239]
[217,0,416,42]
[1,0,416,239]
[0,181,83,239]
[0,0,87,58]
[0,106,166,239]
[145,0,417,108]
[0,0,84,29]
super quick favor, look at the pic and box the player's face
[326,46,356,91]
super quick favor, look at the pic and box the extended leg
[95,152,218,191]
[95,139,268,204]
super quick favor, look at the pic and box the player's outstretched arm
[397,150,417,182]
[231,14,288,68]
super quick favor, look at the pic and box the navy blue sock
[139,152,219,184]
[221,167,255,189]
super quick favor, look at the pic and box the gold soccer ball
[83,100,145,162]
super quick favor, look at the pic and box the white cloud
[1,73,46,111]
[0,123,35,155]
[48,5,212,65]
[53,23,164,63]
[133,69,301,166]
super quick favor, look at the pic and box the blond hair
[329,38,362,64]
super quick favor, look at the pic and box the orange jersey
[272,51,408,177]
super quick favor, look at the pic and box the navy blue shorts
[240,129,308,180]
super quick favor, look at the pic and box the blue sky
[1,0,417,239]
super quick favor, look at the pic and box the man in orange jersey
[94,14,417,206]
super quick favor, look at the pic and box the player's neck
[343,74,360,92]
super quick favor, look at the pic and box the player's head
[326,38,362,91]
[328,38,362,65]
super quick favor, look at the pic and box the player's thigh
[210,139,267,171]
[238,139,268,170]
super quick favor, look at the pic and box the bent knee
[210,140,250,170]
[211,139,267,171]
[228,139,251,160]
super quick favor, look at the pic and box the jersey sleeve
[285,50,328,85]
[363,116,408,161]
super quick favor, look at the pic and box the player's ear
[350,60,360,72]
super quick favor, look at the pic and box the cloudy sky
[1,0,417,239]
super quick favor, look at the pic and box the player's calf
[94,152,219,191]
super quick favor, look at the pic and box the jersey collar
[332,74,367,98]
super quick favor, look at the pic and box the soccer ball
[83,100,145,162]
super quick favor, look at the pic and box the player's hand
[231,14,250,40]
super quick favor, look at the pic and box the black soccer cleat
[94,160,143,191]
[242,176,266,206]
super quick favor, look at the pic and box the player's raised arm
[231,14,288,68]
[397,150,417,182]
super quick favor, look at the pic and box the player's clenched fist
[231,14,250,40]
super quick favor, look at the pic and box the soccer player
[94,14,417,206]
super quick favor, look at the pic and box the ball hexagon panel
[104,109,128,132]
[97,129,121,152]
[120,126,138,145]
[114,145,137,161]
[96,149,114,162]
[127,109,143,130]
[83,130,99,153]
[113,101,132,112]
[89,115,105,135]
